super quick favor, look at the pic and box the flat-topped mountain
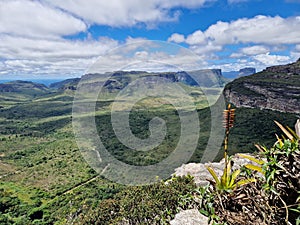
[46,69,227,94]
[80,69,227,91]
[222,67,256,79]
[224,59,300,114]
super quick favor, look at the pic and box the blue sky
[0,0,300,79]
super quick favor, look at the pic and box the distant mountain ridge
[80,69,228,91]
[0,80,48,93]
[49,78,80,90]
[224,59,300,114]
[222,67,256,79]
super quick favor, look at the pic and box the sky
[0,0,300,79]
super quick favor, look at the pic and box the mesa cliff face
[224,59,300,114]
[78,69,227,92]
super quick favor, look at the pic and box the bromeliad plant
[262,121,300,224]
[238,120,300,224]
[238,120,300,188]
[206,104,255,192]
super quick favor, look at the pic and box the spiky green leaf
[237,153,265,165]
[206,166,220,186]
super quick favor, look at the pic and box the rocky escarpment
[224,59,300,114]
[80,69,227,90]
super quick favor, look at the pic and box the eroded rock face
[224,83,300,114]
[264,58,300,74]
[223,59,300,114]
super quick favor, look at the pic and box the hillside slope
[224,59,300,114]
[0,80,52,104]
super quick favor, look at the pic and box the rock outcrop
[172,154,260,225]
[170,209,209,225]
[174,154,257,187]
[224,59,300,114]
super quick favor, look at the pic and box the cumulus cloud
[240,45,270,55]
[215,59,257,72]
[186,30,206,45]
[0,35,119,77]
[189,42,222,55]
[0,35,118,59]
[1,0,299,77]
[89,41,207,74]
[169,15,300,47]
[0,0,87,38]
[288,45,300,61]
[205,15,300,45]
[0,0,218,77]
[252,52,291,65]
[44,0,214,27]
[167,33,185,43]
[167,15,300,70]
[0,36,208,78]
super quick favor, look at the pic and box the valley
[0,62,299,224]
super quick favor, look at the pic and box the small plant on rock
[206,104,255,192]
[215,120,300,225]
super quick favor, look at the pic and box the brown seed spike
[223,104,235,130]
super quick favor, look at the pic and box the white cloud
[215,59,257,72]
[291,51,300,61]
[0,37,208,78]
[167,15,300,71]
[189,42,222,55]
[204,15,300,45]
[1,0,299,77]
[230,52,293,72]
[170,15,300,48]
[86,40,209,74]
[167,33,185,43]
[240,45,270,55]
[0,0,87,38]
[186,30,206,45]
[0,35,118,60]
[44,0,214,27]
[0,35,119,78]
[289,45,300,61]
[252,52,290,65]
[230,52,243,58]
